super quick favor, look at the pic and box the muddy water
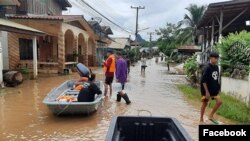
[0,59,227,141]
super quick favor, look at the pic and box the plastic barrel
[76,63,90,77]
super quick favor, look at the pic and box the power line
[92,0,134,32]
[74,0,133,34]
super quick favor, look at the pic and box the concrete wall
[8,32,33,69]
[221,76,250,105]
[62,23,89,38]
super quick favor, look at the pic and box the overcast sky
[63,0,229,41]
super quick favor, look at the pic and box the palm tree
[177,4,206,45]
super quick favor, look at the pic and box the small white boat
[43,80,103,116]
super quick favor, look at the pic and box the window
[19,38,33,60]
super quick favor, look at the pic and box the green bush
[20,67,29,74]
[222,72,230,77]
[184,55,198,79]
[215,31,250,75]
[127,48,140,63]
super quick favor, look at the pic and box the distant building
[109,38,131,51]
[88,20,113,65]
[130,40,141,49]
[178,45,201,62]
[177,45,201,56]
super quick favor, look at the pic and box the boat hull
[43,80,103,115]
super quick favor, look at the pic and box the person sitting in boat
[74,64,92,90]
[77,73,102,102]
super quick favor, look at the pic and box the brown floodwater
[0,59,232,141]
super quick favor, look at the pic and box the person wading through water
[103,49,116,97]
[200,52,222,124]
[116,52,131,104]
[141,56,147,74]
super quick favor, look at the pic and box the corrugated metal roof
[109,38,130,49]
[56,0,72,9]
[0,18,45,35]
[0,0,20,6]
[198,0,250,28]
[7,15,83,21]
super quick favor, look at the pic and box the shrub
[184,55,198,80]
[20,67,29,75]
[215,31,250,75]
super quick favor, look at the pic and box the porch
[7,15,97,74]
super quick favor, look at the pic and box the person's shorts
[201,95,220,102]
[141,65,147,69]
[105,76,114,85]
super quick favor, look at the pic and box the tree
[142,41,157,47]
[152,4,206,57]
[178,4,206,44]
[155,23,180,56]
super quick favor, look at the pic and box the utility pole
[131,6,145,41]
[148,32,154,43]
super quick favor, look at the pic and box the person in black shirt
[77,73,102,102]
[200,52,222,124]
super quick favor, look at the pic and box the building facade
[0,0,98,74]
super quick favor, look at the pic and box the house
[88,20,113,65]
[0,18,45,86]
[197,0,250,64]
[197,0,250,105]
[0,0,98,74]
[178,45,201,56]
[109,38,131,51]
[177,45,201,62]
[130,40,141,49]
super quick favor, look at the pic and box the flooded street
[1,59,203,141]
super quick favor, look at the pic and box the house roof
[88,21,113,34]
[101,26,113,35]
[88,20,102,32]
[0,0,20,6]
[56,0,72,10]
[109,38,130,49]
[198,0,250,28]
[178,45,201,52]
[7,15,97,39]
[130,40,140,46]
[7,15,83,22]
[0,0,71,9]
[0,18,45,36]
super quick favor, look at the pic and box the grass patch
[177,84,250,124]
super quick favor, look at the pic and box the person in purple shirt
[116,52,131,105]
